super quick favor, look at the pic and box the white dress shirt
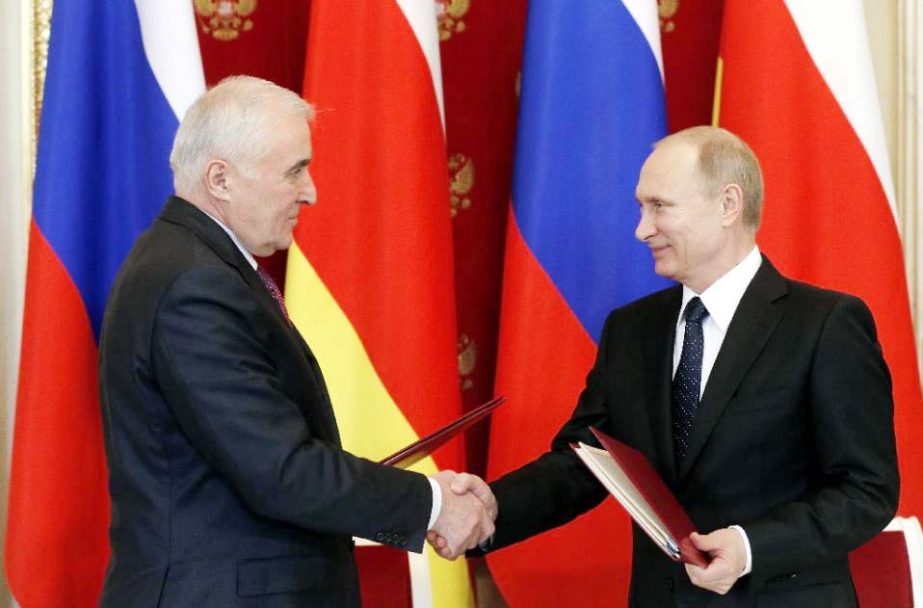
[672,246,763,393]
[672,245,762,575]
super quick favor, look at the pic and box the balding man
[451,126,898,607]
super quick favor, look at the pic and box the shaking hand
[427,471,497,560]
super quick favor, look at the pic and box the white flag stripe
[134,0,206,121]
[393,0,446,131]
[784,0,897,220]
[620,0,664,82]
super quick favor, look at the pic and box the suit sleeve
[744,294,899,580]
[488,314,614,550]
[151,266,433,551]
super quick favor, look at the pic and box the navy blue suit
[99,197,431,607]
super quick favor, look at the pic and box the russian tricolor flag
[5,1,204,604]
[486,1,669,605]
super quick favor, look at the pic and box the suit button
[375,532,385,542]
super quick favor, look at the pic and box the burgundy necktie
[256,265,292,326]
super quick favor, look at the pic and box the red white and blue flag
[5,1,204,605]
[486,1,669,605]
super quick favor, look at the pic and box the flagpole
[0,1,43,606]
[897,0,923,383]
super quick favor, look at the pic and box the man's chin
[275,234,295,252]
[652,261,676,280]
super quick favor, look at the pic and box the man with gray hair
[446,126,898,607]
[98,75,495,607]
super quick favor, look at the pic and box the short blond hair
[657,126,764,229]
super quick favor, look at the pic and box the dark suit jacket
[98,197,432,607]
[488,257,899,608]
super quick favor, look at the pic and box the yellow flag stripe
[285,243,473,608]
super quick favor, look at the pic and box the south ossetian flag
[286,0,473,606]
[5,1,204,605]
[486,1,670,605]
[717,0,923,520]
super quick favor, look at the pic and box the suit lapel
[160,196,268,294]
[159,197,342,444]
[678,258,788,479]
[645,287,683,484]
[161,197,300,337]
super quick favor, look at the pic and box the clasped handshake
[426,471,497,560]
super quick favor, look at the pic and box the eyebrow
[287,158,311,175]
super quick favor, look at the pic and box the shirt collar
[200,211,258,270]
[680,246,762,332]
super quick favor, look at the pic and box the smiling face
[221,108,316,257]
[634,139,732,293]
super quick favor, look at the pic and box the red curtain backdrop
[659,0,725,132]
[440,0,528,478]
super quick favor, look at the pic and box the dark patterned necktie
[672,296,709,464]
[256,265,292,326]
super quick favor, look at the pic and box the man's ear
[204,159,231,202]
[720,183,744,227]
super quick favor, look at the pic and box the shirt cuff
[729,525,753,575]
[427,476,442,530]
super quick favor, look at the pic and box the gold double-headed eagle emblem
[437,0,471,41]
[448,153,475,217]
[194,0,258,41]
[658,0,679,33]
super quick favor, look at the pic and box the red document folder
[571,427,709,567]
[380,396,506,469]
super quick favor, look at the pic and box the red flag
[717,0,923,513]
[286,1,473,604]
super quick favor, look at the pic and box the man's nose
[635,206,654,242]
[301,171,317,206]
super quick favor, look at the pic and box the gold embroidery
[437,0,471,42]
[194,0,258,42]
[449,154,475,217]
[33,0,53,173]
[658,0,679,34]
[457,333,476,391]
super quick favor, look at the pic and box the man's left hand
[684,529,747,595]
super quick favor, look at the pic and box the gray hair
[657,125,764,230]
[169,75,314,193]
